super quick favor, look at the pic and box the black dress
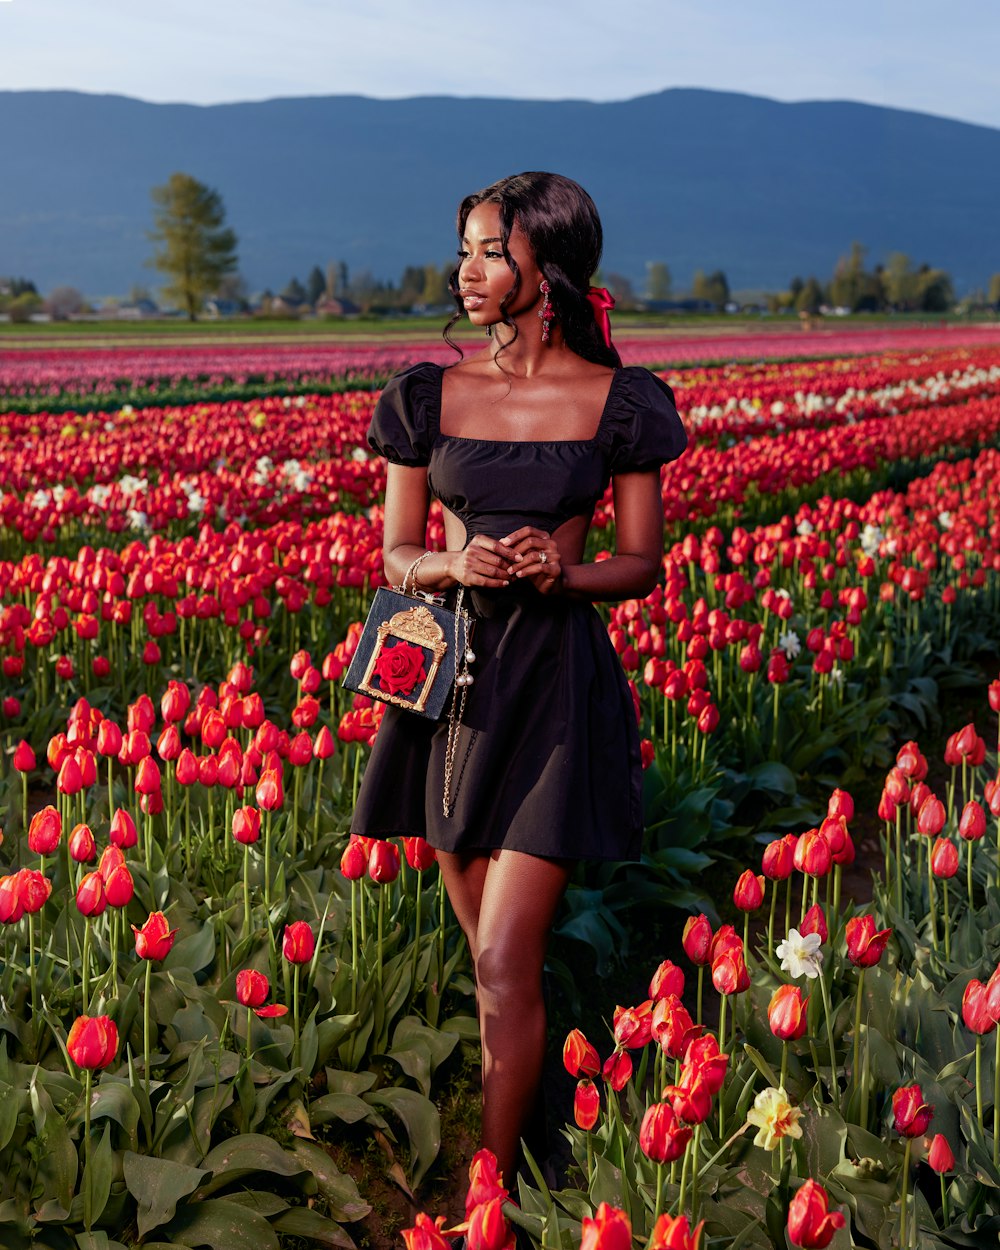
[349,361,687,862]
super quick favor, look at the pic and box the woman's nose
[460,255,483,284]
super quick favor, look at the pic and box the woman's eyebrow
[461,236,503,245]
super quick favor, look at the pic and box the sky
[1,0,998,131]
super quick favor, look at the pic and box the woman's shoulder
[367,361,443,466]
[604,365,688,471]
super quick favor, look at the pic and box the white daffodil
[778,630,801,659]
[746,1086,804,1151]
[860,524,884,557]
[796,519,814,536]
[775,928,824,980]
[938,511,953,530]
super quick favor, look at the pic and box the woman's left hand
[499,526,563,594]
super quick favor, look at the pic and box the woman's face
[457,201,544,328]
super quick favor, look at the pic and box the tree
[147,172,238,321]
[916,265,954,312]
[795,277,824,314]
[420,263,449,307]
[829,242,868,310]
[883,253,920,311]
[281,277,307,303]
[989,274,1000,309]
[606,273,635,309]
[692,269,729,308]
[45,286,86,320]
[306,266,326,305]
[645,261,672,301]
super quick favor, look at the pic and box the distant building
[315,297,361,317]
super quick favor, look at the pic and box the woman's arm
[381,463,513,591]
[503,470,664,601]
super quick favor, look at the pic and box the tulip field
[2,326,1000,1248]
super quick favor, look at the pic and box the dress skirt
[349,583,644,862]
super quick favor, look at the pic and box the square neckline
[434,363,623,447]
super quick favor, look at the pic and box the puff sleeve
[606,366,688,474]
[366,362,441,467]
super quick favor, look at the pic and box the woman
[351,172,687,1182]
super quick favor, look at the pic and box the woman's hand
[448,534,514,588]
[499,526,563,594]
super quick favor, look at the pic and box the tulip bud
[402,836,437,871]
[639,1102,692,1164]
[282,920,315,964]
[649,959,685,1001]
[0,875,25,924]
[768,984,809,1041]
[109,808,138,849]
[845,914,892,968]
[927,1133,955,1174]
[340,837,369,880]
[17,868,52,914]
[931,837,959,878]
[133,755,161,796]
[963,978,997,1034]
[574,1078,600,1131]
[563,1028,601,1078]
[27,805,62,855]
[648,1213,704,1250]
[793,829,832,878]
[580,1204,631,1250]
[76,871,107,917]
[682,914,713,966]
[103,862,135,908]
[800,904,828,945]
[761,836,795,880]
[232,806,262,845]
[916,794,946,837]
[959,800,987,841]
[13,741,35,772]
[732,869,765,912]
[255,767,284,811]
[66,1014,119,1070]
[68,822,97,863]
[601,1049,632,1091]
[368,840,400,884]
[711,946,750,995]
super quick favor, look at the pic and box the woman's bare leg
[474,849,573,1179]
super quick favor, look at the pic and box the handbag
[342,554,475,815]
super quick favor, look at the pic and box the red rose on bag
[373,641,427,696]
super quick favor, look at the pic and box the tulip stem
[766,885,777,960]
[376,883,385,991]
[975,1035,984,1132]
[653,1160,664,1224]
[941,879,951,961]
[263,809,273,913]
[900,1136,912,1249]
[994,1027,1000,1168]
[696,966,704,1027]
[81,917,92,1013]
[350,878,359,1013]
[926,847,939,950]
[28,911,38,1028]
[967,839,975,914]
[142,958,154,1098]
[717,994,728,1140]
[940,1173,950,1227]
[817,972,838,1102]
[852,970,864,1096]
[292,964,301,1070]
[246,1005,253,1062]
[83,1068,93,1231]
[410,867,423,1003]
[895,809,903,915]
[242,842,251,939]
[585,1132,593,1187]
[784,876,793,948]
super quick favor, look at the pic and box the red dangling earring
[538,279,554,343]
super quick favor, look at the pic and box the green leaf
[82,1122,114,1227]
[88,1079,141,1145]
[273,1207,357,1248]
[196,1133,306,1197]
[365,1088,441,1188]
[0,1081,19,1151]
[287,1141,371,1222]
[310,1092,385,1128]
[165,1197,281,1249]
[123,1150,209,1238]
[164,921,216,975]
[30,1075,78,1213]
[746,761,797,798]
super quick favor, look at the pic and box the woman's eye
[485,250,503,259]
[457,250,470,259]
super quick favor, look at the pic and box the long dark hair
[444,171,622,369]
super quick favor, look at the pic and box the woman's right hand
[447,534,514,588]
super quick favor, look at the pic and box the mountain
[1,87,997,297]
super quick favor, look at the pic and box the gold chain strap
[443,585,473,818]
[399,551,432,596]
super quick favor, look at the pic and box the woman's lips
[462,294,486,309]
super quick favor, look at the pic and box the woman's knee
[475,939,543,1006]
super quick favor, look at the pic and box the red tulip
[68,822,97,863]
[255,767,284,810]
[601,1050,632,1091]
[761,835,795,880]
[845,914,892,968]
[402,836,437,871]
[465,1148,508,1215]
[827,787,854,821]
[282,920,315,964]
[962,979,996,1034]
[892,1083,934,1137]
[613,1001,653,1049]
[768,983,809,1041]
[132,911,177,960]
[368,839,400,883]
[340,837,369,880]
[109,809,137,849]
[0,876,24,924]
[916,795,946,837]
[639,1102,693,1163]
[175,748,198,785]
[574,1078,600,1130]
[67,1014,119,1070]
[13,741,35,772]
[651,995,703,1060]
[466,1196,513,1250]
[800,904,828,945]
[931,837,959,878]
[235,968,269,1008]
[682,914,713,965]
[711,945,750,995]
[682,1034,729,1093]
[76,871,107,917]
[580,1203,631,1250]
[104,863,135,908]
[708,923,741,962]
[57,756,84,796]
[959,800,987,841]
[17,869,51,914]
[662,1069,714,1124]
[648,1212,704,1250]
[649,959,685,1001]
[313,725,336,760]
[927,1133,955,1174]
[793,829,832,877]
[787,1179,846,1248]
[232,806,262,845]
[27,805,62,855]
[733,869,765,912]
[401,1213,451,1250]
[563,1028,601,1078]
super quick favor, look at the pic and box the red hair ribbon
[586,286,615,349]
